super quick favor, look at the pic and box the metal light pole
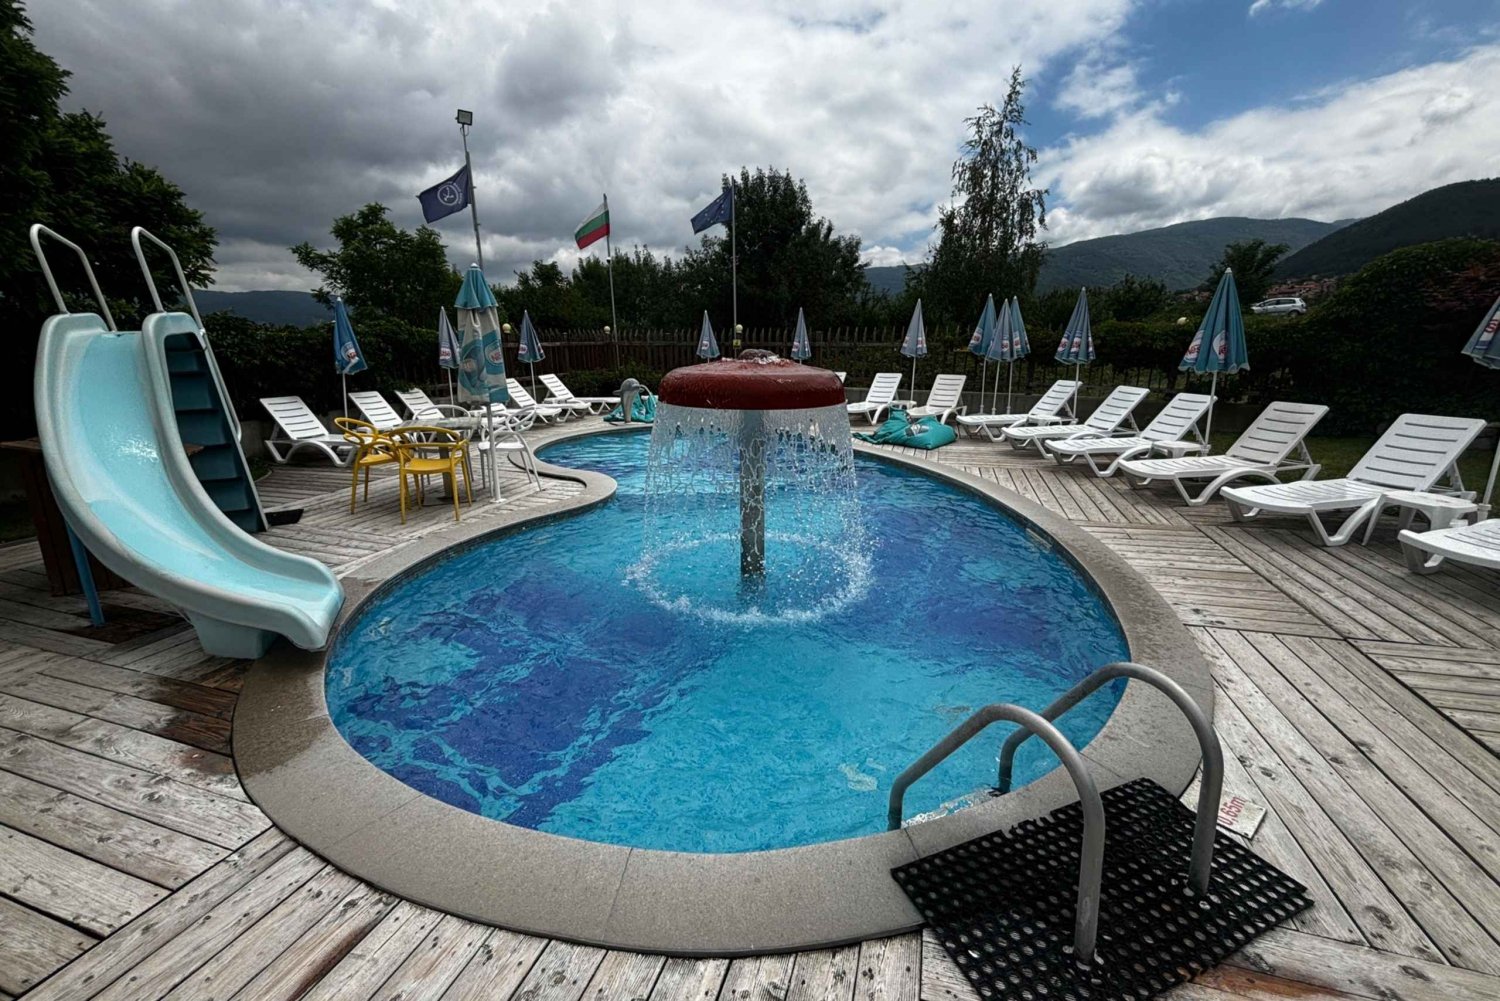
[455,109,484,271]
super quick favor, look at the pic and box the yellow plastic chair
[390,426,473,523]
[334,416,398,514]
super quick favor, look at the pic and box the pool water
[326,430,1128,853]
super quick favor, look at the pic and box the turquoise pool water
[326,430,1128,853]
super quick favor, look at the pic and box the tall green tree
[916,68,1048,324]
[1206,239,1289,305]
[2,0,216,434]
[291,204,459,327]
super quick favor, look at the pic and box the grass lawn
[1206,432,1497,487]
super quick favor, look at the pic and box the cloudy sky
[30,0,1500,291]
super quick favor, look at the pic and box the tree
[291,204,459,327]
[916,68,1048,324]
[1206,239,1289,305]
[1100,274,1169,322]
[1,0,216,434]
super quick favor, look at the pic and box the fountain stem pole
[739,411,766,576]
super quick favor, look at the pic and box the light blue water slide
[30,225,342,657]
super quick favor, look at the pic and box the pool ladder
[886,662,1224,968]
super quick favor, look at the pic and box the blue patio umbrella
[696,311,720,361]
[332,297,366,417]
[1056,288,1095,415]
[1003,296,1034,413]
[790,307,812,361]
[455,263,509,500]
[984,298,1013,413]
[517,309,545,398]
[968,295,999,410]
[1462,293,1500,515]
[437,307,461,404]
[901,299,928,393]
[1181,268,1250,455]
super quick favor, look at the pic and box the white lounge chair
[506,379,572,423]
[848,373,903,425]
[395,388,474,422]
[348,391,407,430]
[1222,414,1486,546]
[1001,386,1148,453]
[260,396,355,466]
[905,374,968,425]
[835,371,847,384]
[1400,518,1500,574]
[955,380,1080,441]
[1118,401,1329,506]
[539,373,619,415]
[1046,393,1215,477]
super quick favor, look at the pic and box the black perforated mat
[893,779,1309,1000]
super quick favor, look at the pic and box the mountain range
[193,289,330,327]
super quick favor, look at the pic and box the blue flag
[418,164,471,223]
[332,298,366,376]
[691,185,734,233]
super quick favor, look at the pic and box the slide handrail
[996,661,1222,897]
[887,703,1105,965]
[29,224,116,330]
[130,226,204,327]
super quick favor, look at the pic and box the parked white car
[1251,296,1307,315]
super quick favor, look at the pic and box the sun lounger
[955,380,1080,441]
[1222,414,1486,546]
[835,371,847,383]
[1118,401,1329,506]
[1046,393,1215,477]
[1400,518,1500,573]
[259,396,355,466]
[348,391,407,430]
[904,374,968,425]
[539,373,619,415]
[394,388,474,421]
[506,379,572,422]
[848,372,903,425]
[1001,385,1148,452]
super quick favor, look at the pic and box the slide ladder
[30,225,341,657]
[133,228,267,534]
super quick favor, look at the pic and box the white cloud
[1248,0,1323,16]
[1039,44,1500,246]
[1056,59,1142,120]
[860,245,914,268]
[28,0,1134,290]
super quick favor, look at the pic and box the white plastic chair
[1400,518,1500,574]
[1001,385,1148,452]
[905,374,968,425]
[347,391,406,430]
[1221,414,1486,546]
[847,373,903,425]
[538,373,619,414]
[955,380,1080,441]
[259,396,354,466]
[1046,393,1215,477]
[395,388,476,421]
[506,379,572,422]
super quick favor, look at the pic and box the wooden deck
[2,420,1498,1000]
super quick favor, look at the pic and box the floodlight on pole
[454,109,483,269]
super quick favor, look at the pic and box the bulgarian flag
[574,200,610,249]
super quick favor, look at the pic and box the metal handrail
[887,703,1105,965]
[130,226,204,328]
[29,224,117,330]
[996,661,1223,897]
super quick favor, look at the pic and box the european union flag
[691,185,734,233]
[418,164,471,223]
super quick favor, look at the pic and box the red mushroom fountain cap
[658,351,846,410]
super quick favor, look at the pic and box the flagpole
[604,193,620,369]
[456,111,483,271]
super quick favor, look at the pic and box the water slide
[31,226,342,657]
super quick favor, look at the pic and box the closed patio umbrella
[901,299,928,393]
[437,307,460,404]
[790,307,812,361]
[455,264,510,501]
[1056,288,1095,416]
[696,311,720,361]
[1004,296,1033,413]
[332,296,366,418]
[1462,293,1500,517]
[517,309,544,399]
[968,294,998,409]
[1180,269,1249,455]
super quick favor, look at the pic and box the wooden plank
[0,769,224,888]
[854,934,920,1001]
[0,822,166,935]
[647,957,730,1001]
[507,939,607,1001]
[919,930,975,1001]
[40,657,237,718]
[20,829,294,1001]
[157,866,362,1001]
[786,945,859,1001]
[717,953,794,1001]
[368,914,491,1001]
[0,895,95,996]
[581,949,668,1000]
[2,672,231,753]
[440,928,548,1001]
[1231,927,1500,1001]
[226,881,396,1001]
[0,728,265,848]
[297,901,444,1001]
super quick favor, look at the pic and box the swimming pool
[326,429,1129,853]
